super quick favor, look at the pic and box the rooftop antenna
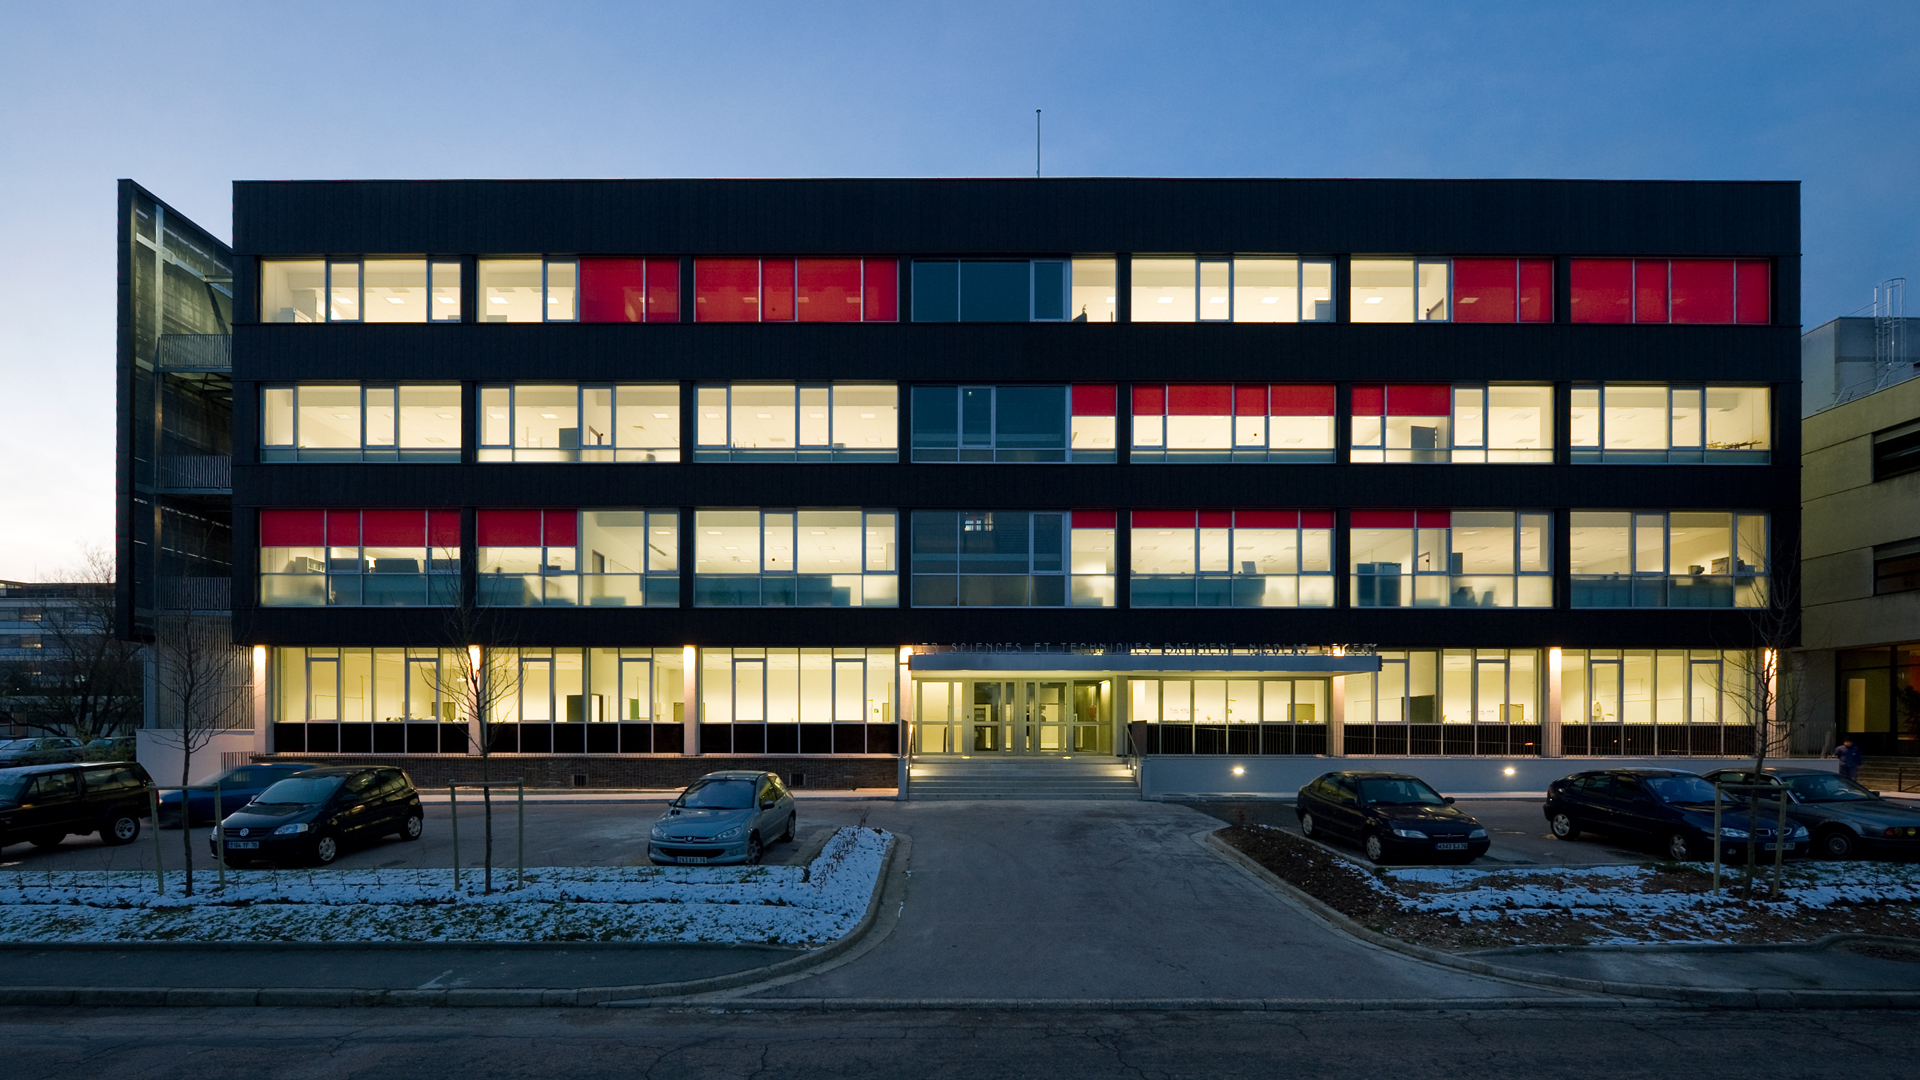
[1035,109,1041,177]
[1875,277,1909,391]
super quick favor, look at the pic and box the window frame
[262,384,463,463]
[1872,418,1920,481]
[1568,510,1769,608]
[1569,383,1772,464]
[910,510,1076,608]
[1131,383,1337,463]
[259,509,461,608]
[260,258,461,324]
[1350,384,1554,464]
[694,383,899,463]
[1129,510,1336,608]
[1127,256,1336,323]
[477,508,680,609]
[477,383,681,463]
[1348,510,1554,609]
[692,509,898,608]
[909,384,1114,463]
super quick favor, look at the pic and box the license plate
[1435,842,1468,851]
[676,856,708,864]
[226,841,259,850]
[1765,843,1783,851]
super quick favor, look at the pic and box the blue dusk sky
[0,1,1915,578]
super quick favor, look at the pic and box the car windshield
[1785,774,1877,802]
[0,777,25,802]
[1356,778,1446,806]
[252,776,343,806]
[1645,776,1718,804]
[0,740,26,750]
[677,779,756,810]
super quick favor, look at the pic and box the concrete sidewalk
[1479,940,1920,993]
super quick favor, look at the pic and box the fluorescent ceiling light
[1157,297,1175,304]
[705,531,722,535]
[436,296,456,303]
[539,413,558,419]
[1365,296,1384,304]
[1458,297,1478,304]
[385,297,407,305]
[652,412,670,418]
[755,413,773,419]
[1260,296,1279,304]
[489,297,507,304]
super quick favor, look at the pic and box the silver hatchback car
[648,771,797,865]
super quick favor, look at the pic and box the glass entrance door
[916,678,1114,756]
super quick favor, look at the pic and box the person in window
[1833,738,1863,783]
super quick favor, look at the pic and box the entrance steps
[907,758,1140,801]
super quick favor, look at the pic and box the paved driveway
[1181,798,1647,867]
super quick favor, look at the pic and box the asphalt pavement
[1179,798,1648,866]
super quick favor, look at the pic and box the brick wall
[252,754,899,791]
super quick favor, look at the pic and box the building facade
[128,178,1804,794]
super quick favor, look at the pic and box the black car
[1701,767,1920,860]
[1295,771,1491,864]
[211,766,423,866]
[1544,768,1809,861]
[0,761,155,851]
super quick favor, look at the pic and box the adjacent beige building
[1800,326,1920,758]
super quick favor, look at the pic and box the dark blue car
[1544,768,1809,861]
[158,762,321,827]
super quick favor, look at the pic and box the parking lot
[1183,797,1656,866]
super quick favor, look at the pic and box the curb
[0,831,904,1009]
[1201,830,1920,1010]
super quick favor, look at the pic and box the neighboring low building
[0,580,144,741]
[1800,364,1920,758]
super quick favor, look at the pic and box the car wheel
[1549,812,1580,841]
[1299,811,1318,838]
[780,813,795,844]
[1664,831,1693,861]
[30,833,66,851]
[746,834,764,865]
[101,813,141,846]
[312,834,340,866]
[1818,828,1857,860]
[1364,832,1389,864]
[400,813,423,842]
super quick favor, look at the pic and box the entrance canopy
[908,651,1381,678]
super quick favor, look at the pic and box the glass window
[1349,511,1552,608]
[1069,258,1117,322]
[477,384,679,462]
[693,510,896,607]
[1558,649,1756,738]
[1068,511,1116,608]
[910,510,1071,607]
[697,258,897,322]
[260,509,459,607]
[1131,510,1334,608]
[479,259,577,323]
[477,509,679,608]
[268,646,472,727]
[263,259,460,324]
[579,258,680,323]
[1132,384,1335,463]
[1570,511,1768,608]
[694,383,896,462]
[1875,418,1920,481]
[910,385,1112,463]
[698,647,894,754]
[1571,259,1770,324]
[1349,259,1415,323]
[1452,259,1553,323]
[1570,385,1770,463]
[1131,258,1197,322]
[1129,257,1333,323]
[1351,384,1551,463]
[261,385,461,462]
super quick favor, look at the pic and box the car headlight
[712,825,745,840]
[1718,827,1749,839]
[273,823,309,835]
[1468,828,1488,839]
[1390,827,1428,839]
[1790,825,1809,839]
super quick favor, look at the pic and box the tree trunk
[180,748,195,897]
[482,754,494,895]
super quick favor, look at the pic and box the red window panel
[361,509,426,547]
[1569,259,1632,323]
[693,259,761,322]
[1071,510,1115,529]
[862,259,898,322]
[1518,259,1553,322]
[1452,259,1518,323]
[1198,511,1232,529]
[644,258,680,322]
[1351,510,1415,529]
[1670,260,1735,324]
[1233,385,1268,416]
[1386,385,1452,416]
[478,509,543,547]
[427,511,460,549]
[543,510,578,548]
[1233,510,1297,529]
[1132,510,1196,529]
[260,509,324,547]
[325,510,361,547]
[1300,511,1335,530]
[1167,385,1232,415]
[1634,260,1669,323]
[1735,260,1770,325]
[797,259,862,323]
[1071,384,1117,416]
[579,259,646,323]
[1415,511,1452,529]
[1132,385,1167,416]
[1269,385,1335,416]
[760,259,795,322]
[1351,385,1385,416]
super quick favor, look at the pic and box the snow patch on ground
[0,826,890,946]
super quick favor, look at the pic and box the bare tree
[151,600,249,897]
[1722,543,1802,896]
[0,546,143,742]
[428,592,520,894]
